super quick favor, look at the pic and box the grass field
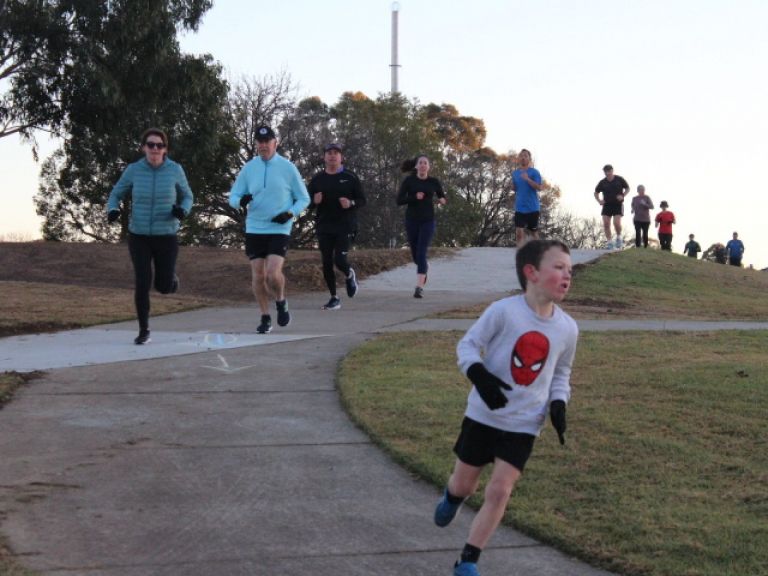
[339,330,768,576]
[436,248,768,321]
[336,248,768,576]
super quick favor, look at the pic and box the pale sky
[2,0,766,267]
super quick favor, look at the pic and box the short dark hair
[515,239,570,291]
[141,127,168,147]
[603,164,613,172]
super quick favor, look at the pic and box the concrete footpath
[1,248,757,576]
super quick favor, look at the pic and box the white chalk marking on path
[201,353,258,374]
[0,329,330,373]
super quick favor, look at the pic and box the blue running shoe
[454,561,480,576]
[434,489,463,527]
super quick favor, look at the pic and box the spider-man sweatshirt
[456,294,578,436]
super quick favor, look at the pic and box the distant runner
[654,200,676,251]
[511,148,543,248]
[396,155,447,299]
[683,234,701,258]
[594,164,630,249]
[725,232,745,266]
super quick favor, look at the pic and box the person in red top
[654,200,676,251]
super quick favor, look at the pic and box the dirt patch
[0,242,454,337]
[0,241,444,301]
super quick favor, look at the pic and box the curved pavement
[3,247,758,575]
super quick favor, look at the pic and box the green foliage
[28,0,232,244]
[0,0,68,140]
[11,1,600,247]
[1,1,212,140]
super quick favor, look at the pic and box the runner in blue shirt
[725,232,745,267]
[511,149,543,248]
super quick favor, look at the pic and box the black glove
[239,194,253,209]
[271,211,293,224]
[467,363,512,410]
[550,400,567,445]
[171,205,186,221]
[107,209,121,223]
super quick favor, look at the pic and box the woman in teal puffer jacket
[107,128,194,345]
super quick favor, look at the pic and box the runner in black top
[396,155,447,298]
[308,143,366,310]
[594,164,630,249]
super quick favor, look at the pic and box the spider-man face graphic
[510,331,550,386]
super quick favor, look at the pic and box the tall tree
[0,0,68,142]
[209,72,301,247]
[32,0,229,243]
[329,92,442,248]
[1,0,211,141]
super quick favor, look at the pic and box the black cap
[324,142,343,152]
[255,126,276,141]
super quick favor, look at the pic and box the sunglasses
[145,141,166,150]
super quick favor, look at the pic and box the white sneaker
[604,239,615,250]
[616,237,624,249]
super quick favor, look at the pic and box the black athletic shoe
[414,286,424,299]
[134,329,151,345]
[170,274,179,294]
[322,296,341,310]
[257,315,272,334]
[345,268,358,298]
[276,300,291,327]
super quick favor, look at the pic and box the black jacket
[396,175,445,222]
[308,168,366,234]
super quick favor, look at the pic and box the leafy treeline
[2,0,604,248]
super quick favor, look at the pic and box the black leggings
[634,220,650,247]
[129,233,178,330]
[318,232,353,296]
[405,218,436,275]
[658,233,673,251]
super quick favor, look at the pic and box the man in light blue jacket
[229,126,310,333]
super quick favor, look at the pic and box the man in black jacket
[308,143,367,310]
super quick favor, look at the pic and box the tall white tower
[390,2,401,94]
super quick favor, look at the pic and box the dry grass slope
[0,241,431,337]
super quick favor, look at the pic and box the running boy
[434,239,579,576]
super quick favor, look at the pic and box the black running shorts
[601,203,624,217]
[245,233,290,260]
[514,211,540,231]
[453,417,536,473]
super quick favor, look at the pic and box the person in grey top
[630,185,654,248]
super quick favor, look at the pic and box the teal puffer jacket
[107,157,194,236]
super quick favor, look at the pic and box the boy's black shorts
[245,233,290,260]
[453,417,536,473]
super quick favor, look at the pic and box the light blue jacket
[228,154,310,234]
[107,157,193,236]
